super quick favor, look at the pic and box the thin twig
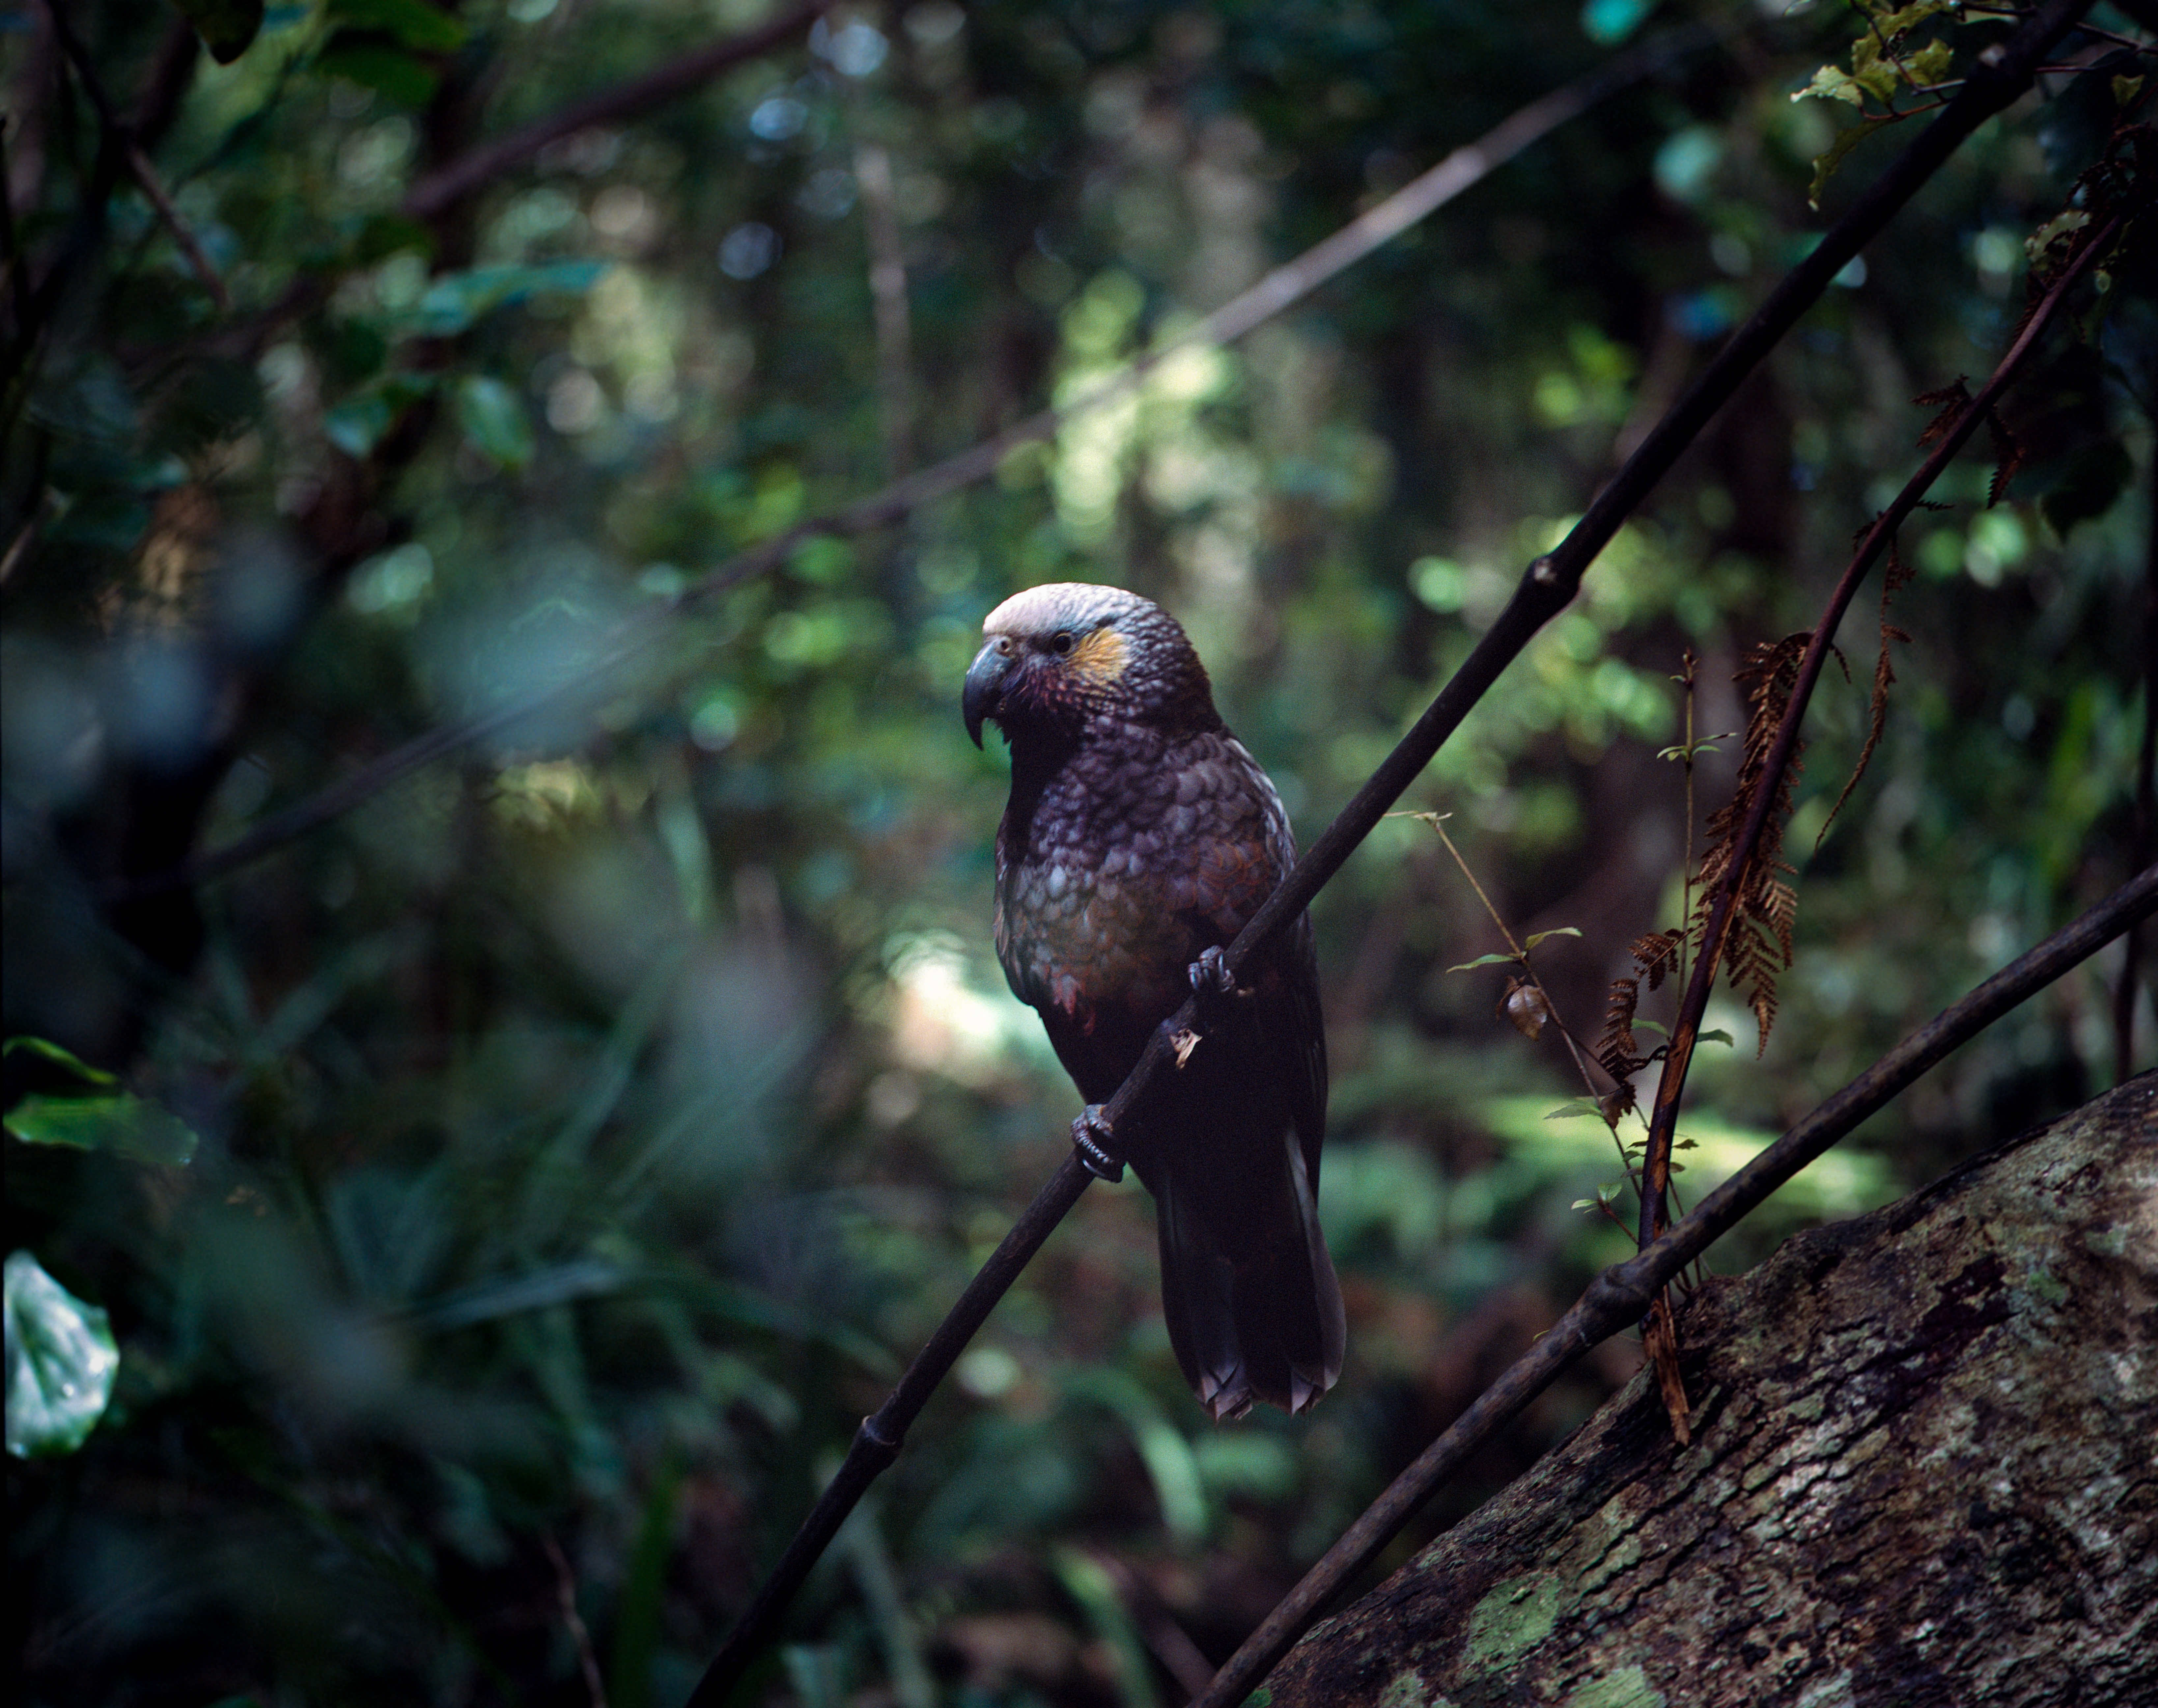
[1412,810,1605,1100]
[682,11,2089,1699]
[1188,863,2158,1708]
[401,3,828,222]
[1634,188,2131,1257]
[118,17,1731,901]
[125,141,229,311]
[545,1536,612,1708]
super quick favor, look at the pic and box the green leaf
[317,37,440,108]
[326,0,467,51]
[1793,65,1869,109]
[1807,113,1894,209]
[1873,1,1954,39]
[1523,926,1583,949]
[2024,210,2090,267]
[4,1036,119,1087]
[1543,1098,1603,1120]
[1696,1028,1735,1048]
[2113,75,2145,110]
[455,376,535,469]
[168,0,265,64]
[1904,39,1953,87]
[7,1093,200,1167]
[5,1252,119,1458]
[1446,951,1521,973]
[1847,38,1903,105]
[324,371,434,458]
[392,261,610,339]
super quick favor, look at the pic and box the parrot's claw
[1189,946,1247,1001]
[1071,1106,1125,1182]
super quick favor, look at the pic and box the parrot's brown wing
[1136,737,1342,1420]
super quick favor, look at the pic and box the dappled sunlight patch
[881,931,1054,1087]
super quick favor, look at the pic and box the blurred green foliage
[3,1,2151,1704]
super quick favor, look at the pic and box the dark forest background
[5,2,2152,1705]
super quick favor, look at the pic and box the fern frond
[1818,535,1918,848]
[1985,407,2026,507]
[1913,379,1971,445]
[1597,976,1645,1080]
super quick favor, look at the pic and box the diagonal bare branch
[401,3,829,222]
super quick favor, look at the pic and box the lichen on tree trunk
[1271,1074,2157,1708]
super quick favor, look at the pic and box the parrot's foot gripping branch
[1189,945,1249,1002]
[1070,1106,1125,1182]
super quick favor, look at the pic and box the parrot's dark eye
[1050,630,1077,656]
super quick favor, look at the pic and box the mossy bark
[1270,1073,2157,1708]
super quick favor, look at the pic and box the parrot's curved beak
[963,640,1011,748]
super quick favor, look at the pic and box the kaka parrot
[963,582,1345,1420]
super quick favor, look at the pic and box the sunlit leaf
[1544,1098,1602,1120]
[1447,951,1520,973]
[3,1037,118,1087]
[168,0,264,64]
[1904,39,1952,87]
[6,1093,199,1167]
[393,261,610,339]
[5,1252,119,1458]
[1523,927,1583,949]
[1697,1028,1735,1048]
[1793,65,1869,109]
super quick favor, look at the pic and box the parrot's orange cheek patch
[1067,627,1127,686]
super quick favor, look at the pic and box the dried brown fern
[1818,534,1918,846]
[1695,633,1809,1054]
[1598,975,1645,1084]
[1598,638,1809,1074]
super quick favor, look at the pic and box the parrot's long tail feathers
[1155,1133,1346,1422]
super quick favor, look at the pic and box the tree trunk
[1270,1073,2157,1708]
